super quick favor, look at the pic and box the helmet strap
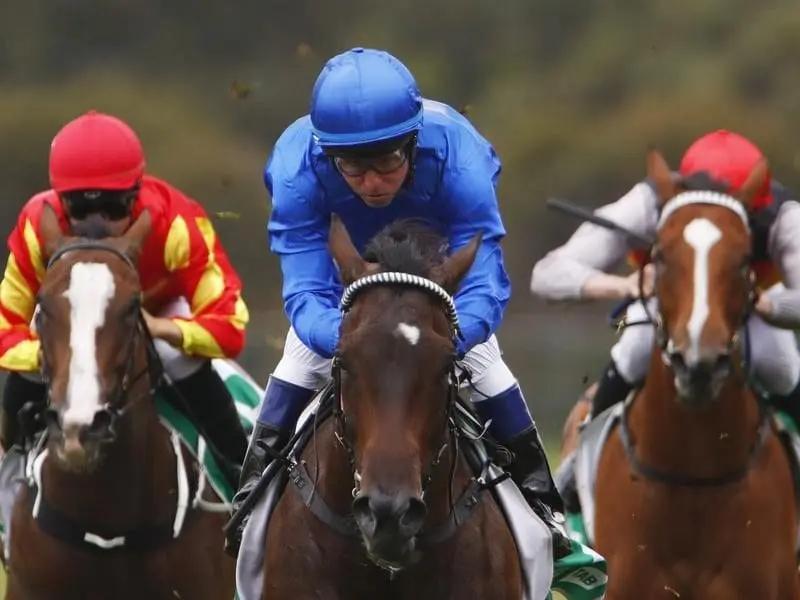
[401,133,419,188]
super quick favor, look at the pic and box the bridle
[334,271,462,499]
[620,190,769,487]
[640,190,757,362]
[36,241,162,442]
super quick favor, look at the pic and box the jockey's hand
[754,293,774,319]
[622,263,656,299]
[141,309,184,347]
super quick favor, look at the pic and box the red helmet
[49,110,145,193]
[679,129,771,209]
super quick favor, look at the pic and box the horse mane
[679,171,730,194]
[69,216,115,241]
[363,219,448,277]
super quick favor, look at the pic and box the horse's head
[36,204,154,472]
[328,216,481,569]
[646,149,765,405]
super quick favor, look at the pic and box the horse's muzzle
[667,345,732,406]
[352,489,427,568]
[45,407,118,471]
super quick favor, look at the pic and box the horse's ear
[329,214,371,285]
[120,210,152,262]
[646,147,677,206]
[736,159,769,209]
[39,202,65,260]
[430,231,483,295]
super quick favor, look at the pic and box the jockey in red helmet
[0,110,250,488]
[532,129,800,511]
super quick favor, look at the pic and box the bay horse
[562,150,800,599]
[5,205,236,599]
[261,217,524,599]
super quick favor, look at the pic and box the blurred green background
[2,0,800,460]
[2,0,800,594]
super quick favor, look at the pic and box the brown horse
[561,150,800,599]
[5,206,235,599]
[261,218,524,599]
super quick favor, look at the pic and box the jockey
[531,130,800,507]
[0,110,249,488]
[228,47,572,558]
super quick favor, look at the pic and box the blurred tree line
[0,0,797,431]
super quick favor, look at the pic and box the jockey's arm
[265,153,342,359]
[762,201,800,329]
[442,143,509,357]
[164,204,249,359]
[530,182,658,302]
[0,203,44,372]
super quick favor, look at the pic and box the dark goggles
[62,188,138,221]
[333,148,408,177]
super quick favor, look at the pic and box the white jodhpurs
[27,297,203,383]
[610,284,800,395]
[272,327,519,402]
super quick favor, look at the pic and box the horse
[559,149,800,599]
[4,205,236,599]
[260,217,524,599]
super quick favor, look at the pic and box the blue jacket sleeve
[442,141,511,357]
[264,152,342,359]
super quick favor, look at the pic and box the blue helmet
[310,47,424,148]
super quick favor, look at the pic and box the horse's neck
[629,346,762,476]
[42,383,175,528]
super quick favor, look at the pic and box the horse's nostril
[88,409,115,440]
[352,491,427,537]
[399,497,427,536]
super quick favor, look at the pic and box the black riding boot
[224,375,314,557]
[558,360,634,514]
[1,372,47,451]
[224,422,291,557]
[770,380,800,430]
[590,359,634,419]
[506,426,573,559]
[171,362,247,489]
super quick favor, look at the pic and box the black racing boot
[506,426,573,559]
[171,362,247,490]
[223,375,314,558]
[590,360,633,419]
[770,381,800,431]
[224,422,291,557]
[1,372,47,451]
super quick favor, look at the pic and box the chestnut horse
[261,218,524,599]
[5,206,235,599]
[561,150,800,599]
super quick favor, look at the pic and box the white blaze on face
[395,322,421,346]
[683,218,723,364]
[62,262,116,428]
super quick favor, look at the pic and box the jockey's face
[61,189,136,237]
[329,140,412,208]
[340,160,409,207]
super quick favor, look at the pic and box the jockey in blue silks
[230,47,573,560]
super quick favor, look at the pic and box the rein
[621,191,767,487]
[38,241,163,437]
[285,271,503,551]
